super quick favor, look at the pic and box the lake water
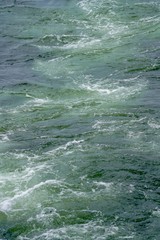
[0,0,160,239]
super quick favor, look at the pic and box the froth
[0,179,65,212]
[29,222,119,240]
[148,120,160,129]
[46,140,84,156]
[78,75,146,102]
[0,133,10,142]
[0,130,14,142]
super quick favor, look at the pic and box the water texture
[0,0,160,239]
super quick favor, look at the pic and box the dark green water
[0,0,160,239]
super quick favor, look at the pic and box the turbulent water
[0,0,160,239]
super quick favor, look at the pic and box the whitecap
[0,133,10,142]
[59,38,101,51]
[78,75,146,102]
[93,181,113,190]
[46,139,84,156]
[35,207,60,225]
[148,120,160,129]
[0,130,14,142]
[127,131,143,140]
[119,236,135,239]
[11,96,52,113]
[80,83,112,94]
[152,208,160,217]
[28,221,119,240]
[29,97,51,106]
[0,179,66,212]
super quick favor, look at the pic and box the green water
[0,0,160,239]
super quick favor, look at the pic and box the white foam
[30,97,51,105]
[46,140,84,155]
[35,207,60,225]
[119,236,135,239]
[60,38,101,50]
[0,154,51,210]
[14,97,52,113]
[80,83,112,94]
[93,181,135,195]
[152,208,160,217]
[93,181,113,190]
[92,121,106,129]
[77,0,128,39]
[0,134,10,142]
[77,0,117,14]
[0,130,14,142]
[34,57,72,78]
[148,121,160,129]
[92,120,123,134]
[29,221,119,240]
[0,179,65,212]
[127,131,143,140]
[35,45,55,51]
[79,78,145,101]
[35,33,100,51]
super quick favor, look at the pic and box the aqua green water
[0,0,160,239]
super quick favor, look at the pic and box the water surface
[0,0,160,239]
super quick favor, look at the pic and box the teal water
[0,0,160,239]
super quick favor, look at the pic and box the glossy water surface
[0,0,160,239]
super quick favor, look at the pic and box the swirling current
[0,0,160,239]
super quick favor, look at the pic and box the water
[0,0,160,239]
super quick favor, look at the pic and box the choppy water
[0,0,160,239]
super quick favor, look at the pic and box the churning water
[0,0,160,239]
